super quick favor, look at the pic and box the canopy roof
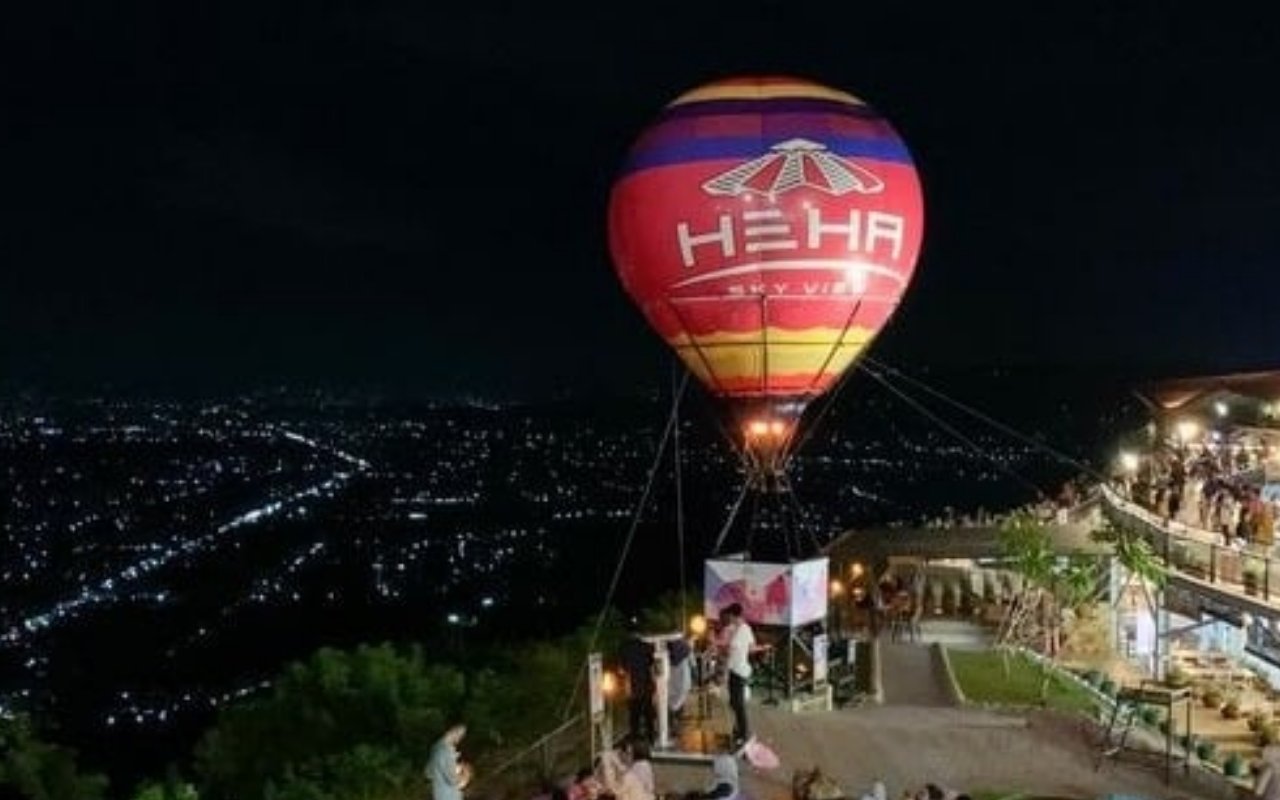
[1138,370,1280,411]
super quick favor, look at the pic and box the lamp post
[829,579,845,639]
[601,669,617,750]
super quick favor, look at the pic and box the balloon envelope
[608,76,924,403]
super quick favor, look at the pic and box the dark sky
[5,2,1280,397]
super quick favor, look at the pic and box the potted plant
[1222,698,1242,720]
[1202,687,1225,709]
[1165,666,1191,689]
[1140,705,1161,726]
[1249,711,1268,732]
[1245,569,1262,596]
[1179,732,1198,752]
[1260,723,1280,747]
[1196,740,1218,764]
[1225,752,1246,777]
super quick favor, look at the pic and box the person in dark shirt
[619,620,655,743]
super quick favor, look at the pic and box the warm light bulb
[1175,419,1199,443]
[689,614,707,636]
[769,419,786,437]
[1119,451,1139,473]
[601,671,618,697]
[747,420,769,438]
[830,579,845,597]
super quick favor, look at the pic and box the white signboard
[704,555,830,627]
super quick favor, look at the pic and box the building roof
[1137,370,1280,411]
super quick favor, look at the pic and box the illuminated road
[3,427,370,646]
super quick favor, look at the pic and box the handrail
[1100,484,1278,605]
[477,713,586,787]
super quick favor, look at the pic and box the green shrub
[1099,678,1117,696]
[1083,669,1103,687]
[1203,688,1224,708]
[1197,740,1218,763]
[1225,752,1245,777]
[1139,705,1161,726]
[1223,700,1242,720]
[1260,724,1280,747]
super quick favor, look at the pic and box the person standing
[668,635,692,723]
[722,603,755,748]
[428,722,469,800]
[619,620,656,743]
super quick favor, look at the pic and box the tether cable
[559,370,689,720]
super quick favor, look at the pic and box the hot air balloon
[608,76,925,486]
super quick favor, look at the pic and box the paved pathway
[655,704,1229,800]
[879,642,954,707]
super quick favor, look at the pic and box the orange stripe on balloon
[669,81,863,107]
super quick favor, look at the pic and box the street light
[601,670,618,698]
[829,580,845,639]
[1175,419,1200,444]
[689,613,707,637]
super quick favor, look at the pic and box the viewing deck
[1100,484,1280,621]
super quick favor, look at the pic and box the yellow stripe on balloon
[669,82,863,107]
[667,326,875,393]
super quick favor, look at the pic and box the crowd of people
[1123,439,1280,552]
[619,603,762,751]
[524,738,970,800]
[523,737,730,800]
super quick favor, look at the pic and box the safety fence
[1101,484,1280,606]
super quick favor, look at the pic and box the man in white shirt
[722,603,755,748]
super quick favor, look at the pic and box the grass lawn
[947,649,1100,715]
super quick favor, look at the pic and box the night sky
[5,3,1280,397]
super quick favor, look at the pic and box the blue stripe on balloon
[620,136,914,175]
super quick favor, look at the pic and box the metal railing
[1100,484,1279,604]
[471,714,591,799]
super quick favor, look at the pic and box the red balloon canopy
[608,76,925,418]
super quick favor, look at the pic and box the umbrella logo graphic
[702,138,885,198]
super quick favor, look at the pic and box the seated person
[687,755,740,800]
[568,767,603,800]
[624,737,655,796]
[599,748,654,800]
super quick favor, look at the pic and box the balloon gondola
[608,75,926,557]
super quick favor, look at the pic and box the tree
[996,513,1107,699]
[195,644,464,800]
[130,779,199,800]
[0,715,108,800]
[1091,518,1168,676]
